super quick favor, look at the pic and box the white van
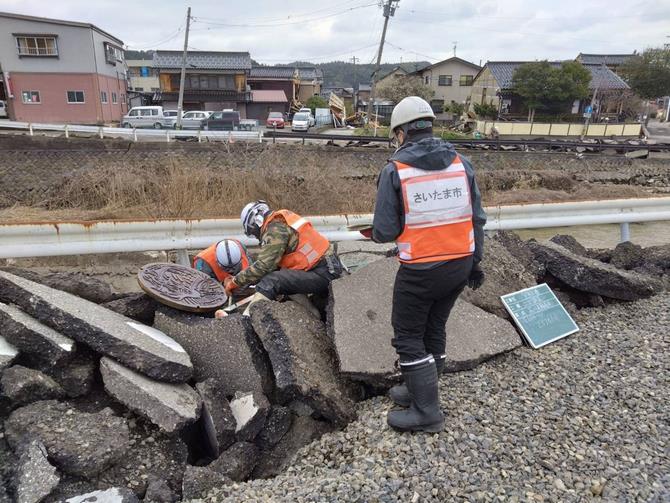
[120,106,166,129]
[0,100,7,118]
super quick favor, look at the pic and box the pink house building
[0,11,128,124]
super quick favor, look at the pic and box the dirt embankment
[0,135,668,223]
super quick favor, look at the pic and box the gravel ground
[197,293,669,503]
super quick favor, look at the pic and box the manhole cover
[138,263,228,312]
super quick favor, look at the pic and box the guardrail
[1,198,668,260]
[0,120,263,143]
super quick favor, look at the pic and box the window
[120,94,125,103]
[438,75,453,86]
[104,42,123,65]
[128,109,139,117]
[424,75,430,85]
[21,91,41,103]
[151,109,158,116]
[459,75,474,86]
[112,92,118,104]
[140,109,153,116]
[101,91,108,103]
[67,91,85,103]
[15,35,58,56]
[134,87,144,92]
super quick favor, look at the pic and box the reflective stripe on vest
[395,157,475,264]
[262,210,330,271]
[193,240,249,282]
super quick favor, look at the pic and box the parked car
[239,119,260,131]
[0,100,6,118]
[179,110,211,129]
[299,107,315,126]
[161,110,179,128]
[204,110,241,131]
[291,112,311,132]
[266,112,285,128]
[120,106,165,129]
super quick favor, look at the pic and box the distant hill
[288,61,431,88]
[125,50,154,60]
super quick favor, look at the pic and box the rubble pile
[0,233,667,501]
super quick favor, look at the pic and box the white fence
[476,120,642,138]
[1,198,669,260]
[0,120,263,142]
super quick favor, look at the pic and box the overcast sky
[2,0,669,65]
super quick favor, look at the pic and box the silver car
[161,110,179,128]
[292,112,311,132]
[179,110,211,129]
[120,106,165,129]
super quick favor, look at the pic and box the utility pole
[350,56,359,89]
[175,6,191,130]
[582,59,606,138]
[452,41,457,57]
[367,0,399,125]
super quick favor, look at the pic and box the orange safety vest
[193,240,250,282]
[262,210,330,271]
[394,155,475,264]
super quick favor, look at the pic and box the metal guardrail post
[98,127,104,139]
[133,128,137,142]
[29,123,33,136]
[175,249,190,266]
[64,125,69,139]
[620,222,631,242]
[198,130,202,143]
[166,130,170,143]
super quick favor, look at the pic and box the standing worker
[223,201,344,313]
[366,96,487,433]
[193,239,250,283]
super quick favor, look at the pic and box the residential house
[247,65,323,111]
[470,61,630,118]
[355,83,370,110]
[0,11,128,124]
[575,53,636,75]
[409,56,481,116]
[247,90,288,121]
[374,66,408,91]
[320,86,354,114]
[127,59,159,92]
[153,50,251,116]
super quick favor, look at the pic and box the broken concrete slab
[256,406,292,450]
[143,476,177,503]
[250,301,357,426]
[154,308,271,395]
[335,240,396,255]
[1,365,66,406]
[97,419,188,498]
[0,271,193,383]
[209,441,258,481]
[101,292,158,326]
[181,466,233,500]
[15,439,60,503]
[5,400,130,477]
[338,252,385,273]
[0,336,18,372]
[65,488,139,503]
[529,240,663,300]
[625,148,649,159]
[328,258,522,383]
[492,231,545,281]
[195,379,236,457]
[461,237,537,319]
[549,234,590,257]
[37,352,97,398]
[0,268,118,304]
[229,390,270,442]
[443,300,522,372]
[0,302,75,364]
[252,416,333,479]
[100,357,202,433]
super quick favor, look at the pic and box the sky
[1,0,669,66]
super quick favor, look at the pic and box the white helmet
[389,96,436,137]
[241,200,270,239]
[215,240,243,272]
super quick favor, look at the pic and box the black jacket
[372,135,487,266]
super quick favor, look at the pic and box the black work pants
[391,256,473,363]
[255,256,343,300]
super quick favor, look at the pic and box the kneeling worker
[369,96,487,433]
[223,201,344,310]
[193,239,250,282]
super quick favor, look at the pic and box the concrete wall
[419,60,479,105]
[475,120,642,137]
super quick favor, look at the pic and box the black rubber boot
[389,356,445,408]
[387,359,444,433]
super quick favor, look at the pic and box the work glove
[223,276,238,296]
[359,227,373,239]
[468,264,485,290]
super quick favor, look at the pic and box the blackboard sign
[501,283,579,349]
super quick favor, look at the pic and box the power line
[126,25,184,50]
[190,3,377,29]
[253,42,380,64]
[385,41,440,62]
